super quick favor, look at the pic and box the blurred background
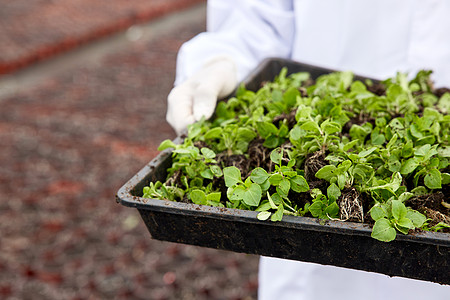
[0,1,259,299]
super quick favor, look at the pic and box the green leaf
[367,172,402,193]
[414,144,432,157]
[269,173,283,185]
[190,189,207,205]
[210,165,223,177]
[200,169,214,179]
[416,135,436,146]
[263,135,281,148]
[337,174,346,190]
[309,201,325,218]
[158,139,176,151]
[371,219,396,242]
[438,93,450,113]
[411,186,428,195]
[237,127,257,142]
[351,80,367,93]
[310,188,323,199]
[257,211,271,221]
[325,202,339,218]
[290,175,309,193]
[442,173,450,185]
[343,140,359,151]
[375,117,387,127]
[400,158,419,175]
[215,101,234,120]
[223,166,242,187]
[300,121,321,134]
[429,222,450,232]
[174,147,198,157]
[389,160,402,174]
[270,148,283,165]
[396,217,415,230]
[289,126,303,142]
[321,120,341,135]
[281,169,297,178]
[188,123,202,138]
[387,84,404,100]
[371,130,386,145]
[350,124,371,141]
[424,169,442,189]
[278,123,289,137]
[205,193,220,204]
[394,222,411,235]
[370,205,387,221]
[401,141,414,157]
[410,124,424,139]
[256,201,273,212]
[242,183,262,206]
[315,165,336,182]
[389,118,405,130]
[429,157,440,168]
[277,178,291,198]
[272,89,283,102]
[437,146,450,158]
[267,192,282,209]
[228,185,245,201]
[201,147,216,159]
[189,177,203,188]
[386,134,398,150]
[204,127,222,139]
[358,147,377,158]
[271,204,284,222]
[250,167,270,185]
[398,192,414,203]
[327,183,341,202]
[257,122,278,138]
[283,87,300,107]
[406,210,426,227]
[287,159,296,168]
[259,177,271,192]
[295,105,312,120]
[352,164,374,183]
[391,200,407,220]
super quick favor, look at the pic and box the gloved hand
[166,55,237,135]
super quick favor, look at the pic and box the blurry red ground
[0,0,204,74]
[0,3,259,300]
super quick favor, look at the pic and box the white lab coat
[174,0,450,299]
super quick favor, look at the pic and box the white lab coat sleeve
[259,257,450,300]
[174,0,295,85]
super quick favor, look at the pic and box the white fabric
[259,257,450,300]
[176,0,450,87]
[171,0,450,298]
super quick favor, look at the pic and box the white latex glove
[166,55,237,135]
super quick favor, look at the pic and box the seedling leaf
[257,211,271,221]
[372,219,396,242]
[223,166,242,187]
[243,183,262,207]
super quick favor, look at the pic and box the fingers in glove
[193,83,218,121]
[166,86,196,135]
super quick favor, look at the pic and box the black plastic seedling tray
[116,58,450,285]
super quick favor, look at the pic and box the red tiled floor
[0,0,205,75]
[0,4,259,300]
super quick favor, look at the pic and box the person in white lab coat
[166,1,450,299]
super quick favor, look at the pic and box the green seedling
[143,67,449,241]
